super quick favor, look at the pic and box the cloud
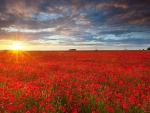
[0,0,150,50]
[96,0,150,26]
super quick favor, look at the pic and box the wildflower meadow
[0,51,150,113]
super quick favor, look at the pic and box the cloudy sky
[0,0,150,50]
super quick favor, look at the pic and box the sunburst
[11,41,24,50]
[3,32,38,64]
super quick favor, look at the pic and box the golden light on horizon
[11,41,24,50]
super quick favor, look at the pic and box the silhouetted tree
[147,47,150,50]
[69,49,76,51]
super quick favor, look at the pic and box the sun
[11,41,24,50]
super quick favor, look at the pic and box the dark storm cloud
[0,0,150,49]
[96,0,150,26]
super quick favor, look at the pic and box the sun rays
[4,50,39,64]
[11,41,24,50]
[2,32,39,64]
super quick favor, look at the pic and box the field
[0,50,150,113]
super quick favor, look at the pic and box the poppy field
[0,51,150,113]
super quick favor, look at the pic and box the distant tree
[147,47,150,50]
[69,49,76,51]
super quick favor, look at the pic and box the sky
[0,0,150,50]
